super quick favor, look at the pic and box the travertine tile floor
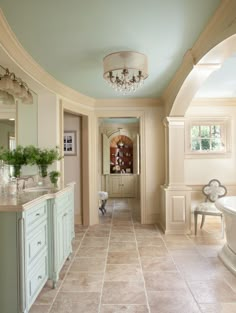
[30,199,236,313]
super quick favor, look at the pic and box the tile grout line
[157,224,204,313]
[132,206,151,313]
[47,227,89,313]
[187,230,236,299]
[97,198,114,313]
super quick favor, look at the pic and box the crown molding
[0,9,95,108]
[191,97,236,106]
[95,98,162,108]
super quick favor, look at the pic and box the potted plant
[0,145,27,178]
[49,170,60,188]
[24,146,62,178]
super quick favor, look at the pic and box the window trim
[185,117,231,158]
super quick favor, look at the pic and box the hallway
[30,199,236,313]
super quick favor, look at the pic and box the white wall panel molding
[160,186,191,234]
[171,196,186,223]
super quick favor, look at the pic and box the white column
[160,117,192,234]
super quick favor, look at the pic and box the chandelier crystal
[0,65,33,105]
[103,51,148,94]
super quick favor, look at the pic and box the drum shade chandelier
[103,51,148,94]
[0,65,33,105]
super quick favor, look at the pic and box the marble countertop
[0,182,75,212]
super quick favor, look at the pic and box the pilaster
[160,117,192,234]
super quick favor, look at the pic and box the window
[185,117,231,158]
[191,124,223,151]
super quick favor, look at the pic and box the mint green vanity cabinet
[0,184,75,313]
[49,187,74,287]
[25,200,49,309]
[0,199,49,313]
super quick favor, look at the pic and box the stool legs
[99,199,107,215]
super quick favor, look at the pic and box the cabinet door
[56,211,64,270]
[57,208,70,270]
[122,175,135,197]
[62,210,71,259]
[109,176,122,197]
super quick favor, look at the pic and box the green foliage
[24,146,62,166]
[0,145,27,166]
[49,170,60,185]
[0,145,62,178]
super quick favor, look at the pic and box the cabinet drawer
[27,222,47,266]
[27,253,48,307]
[26,201,47,230]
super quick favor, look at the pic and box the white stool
[98,191,108,215]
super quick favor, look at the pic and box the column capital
[163,116,185,127]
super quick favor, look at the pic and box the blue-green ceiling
[0,0,221,99]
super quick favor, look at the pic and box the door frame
[95,110,147,224]
[60,100,90,225]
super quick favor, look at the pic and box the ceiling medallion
[103,51,148,94]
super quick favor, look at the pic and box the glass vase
[50,177,58,189]
[0,162,9,195]
[38,164,48,178]
[12,164,22,178]
[37,164,50,186]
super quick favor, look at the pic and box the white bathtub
[215,196,236,275]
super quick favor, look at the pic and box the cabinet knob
[38,275,42,280]
[37,241,42,245]
[36,213,40,216]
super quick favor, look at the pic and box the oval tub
[216,196,236,275]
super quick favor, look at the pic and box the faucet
[17,175,35,191]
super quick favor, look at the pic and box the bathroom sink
[24,186,52,192]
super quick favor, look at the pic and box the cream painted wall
[37,93,59,150]
[64,113,82,224]
[185,100,236,185]
[17,94,38,147]
[0,121,14,148]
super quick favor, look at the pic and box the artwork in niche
[64,131,77,156]
[110,135,133,174]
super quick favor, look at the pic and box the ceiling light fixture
[103,51,148,94]
[0,65,33,105]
